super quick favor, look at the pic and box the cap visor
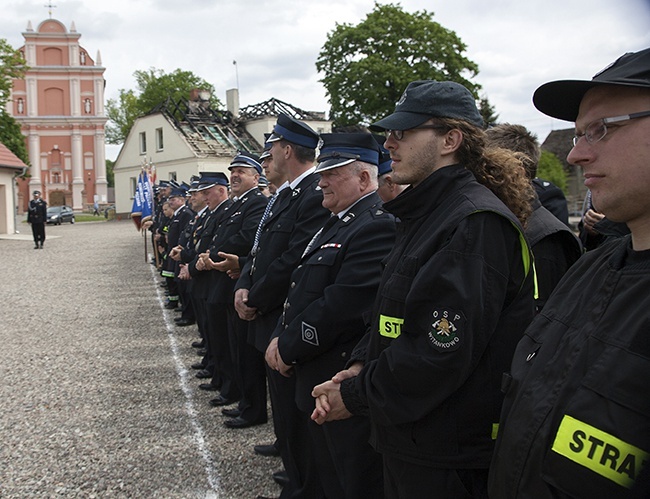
[533,80,605,122]
[315,157,356,172]
[369,111,432,132]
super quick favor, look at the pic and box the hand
[332,362,363,383]
[265,338,293,377]
[311,380,352,424]
[199,252,217,271]
[583,208,605,235]
[227,269,241,280]
[178,264,191,280]
[212,252,240,273]
[234,288,257,321]
[195,252,209,271]
[169,245,183,261]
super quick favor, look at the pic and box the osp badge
[428,309,464,352]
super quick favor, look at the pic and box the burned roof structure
[149,95,261,157]
[239,97,327,121]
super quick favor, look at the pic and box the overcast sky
[3,0,650,160]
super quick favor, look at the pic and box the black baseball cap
[369,80,483,131]
[533,47,650,122]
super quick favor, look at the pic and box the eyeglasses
[572,110,650,147]
[385,125,447,141]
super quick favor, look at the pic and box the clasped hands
[310,362,362,425]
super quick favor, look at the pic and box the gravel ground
[0,220,280,498]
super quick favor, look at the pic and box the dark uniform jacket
[274,192,396,412]
[340,165,535,468]
[163,205,194,276]
[526,196,583,311]
[235,172,330,352]
[205,188,268,304]
[188,200,232,300]
[489,235,650,499]
[179,207,210,264]
[28,198,47,223]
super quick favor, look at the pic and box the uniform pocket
[541,344,650,497]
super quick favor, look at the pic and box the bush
[537,150,568,193]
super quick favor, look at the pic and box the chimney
[226,88,240,118]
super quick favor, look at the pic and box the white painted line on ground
[150,264,221,498]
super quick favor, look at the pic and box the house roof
[0,142,27,170]
[148,98,261,157]
[239,97,327,121]
[541,128,574,172]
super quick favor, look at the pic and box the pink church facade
[11,18,108,212]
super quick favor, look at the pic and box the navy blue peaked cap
[315,133,380,172]
[268,113,319,149]
[259,133,273,160]
[229,151,262,174]
[197,171,229,191]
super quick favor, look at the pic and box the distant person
[489,47,650,498]
[533,177,570,226]
[93,201,100,216]
[485,123,583,310]
[578,189,630,250]
[372,134,408,202]
[27,190,47,249]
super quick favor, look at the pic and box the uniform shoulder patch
[301,322,319,346]
[427,309,465,352]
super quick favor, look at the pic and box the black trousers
[266,367,325,499]
[31,223,45,245]
[382,456,489,499]
[227,305,267,424]
[205,301,239,401]
[307,414,383,498]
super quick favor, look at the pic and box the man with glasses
[311,80,535,497]
[489,48,650,498]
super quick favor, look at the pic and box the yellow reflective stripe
[492,423,499,440]
[532,261,539,300]
[516,227,531,278]
[379,315,403,338]
[551,415,649,489]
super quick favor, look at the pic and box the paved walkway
[0,220,278,498]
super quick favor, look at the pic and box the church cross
[44,2,57,19]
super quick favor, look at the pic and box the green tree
[538,150,568,193]
[316,2,480,127]
[479,96,499,129]
[105,159,115,188]
[0,112,29,164]
[0,38,29,164]
[106,68,221,144]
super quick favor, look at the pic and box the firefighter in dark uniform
[186,172,232,383]
[27,190,47,249]
[234,113,331,495]
[311,80,536,497]
[170,177,203,326]
[195,152,268,414]
[265,133,396,498]
[489,48,650,498]
[485,123,583,311]
[161,186,193,309]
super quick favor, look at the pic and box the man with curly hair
[311,80,536,497]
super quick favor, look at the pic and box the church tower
[11,18,108,211]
